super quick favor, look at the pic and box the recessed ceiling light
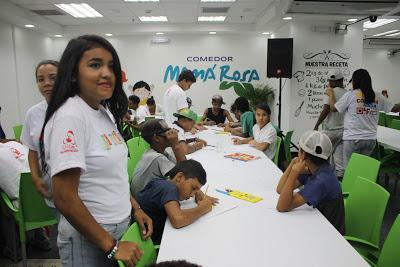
[386,32,400,37]
[209,31,217,34]
[105,33,113,37]
[201,0,236,2]
[155,32,164,35]
[347,18,358,22]
[282,16,292,20]
[262,32,270,35]
[364,18,398,29]
[373,30,399,37]
[198,16,226,22]
[25,24,35,28]
[54,34,63,37]
[55,3,103,18]
[124,0,159,2]
[139,16,168,22]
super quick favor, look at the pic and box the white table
[377,126,400,152]
[157,127,369,267]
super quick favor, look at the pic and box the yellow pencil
[204,184,209,197]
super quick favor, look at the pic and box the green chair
[145,116,155,122]
[341,153,380,198]
[378,112,386,127]
[273,136,282,166]
[117,223,159,267]
[283,130,294,163]
[385,114,399,128]
[363,214,400,267]
[345,176,389,257]
[127,137,150,183]
[389,119,400,130]
[13,125,23,140]
[0,172,57,267]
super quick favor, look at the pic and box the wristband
[106,239,119,259]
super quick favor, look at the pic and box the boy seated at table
[232,103,277,160]
[131,119,186,197]
[171,109,207,155]
[224,97,254,138]
[200,95,234,126]
[137,159,216,245]
[276,131,345,235]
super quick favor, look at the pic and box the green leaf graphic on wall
[219,81,275,110]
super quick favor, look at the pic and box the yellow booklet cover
[228,190,263,203]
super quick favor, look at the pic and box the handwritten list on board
[292,50,351,120]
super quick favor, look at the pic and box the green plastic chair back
[389,119,400,130]
[145,116,155,122]
[345,176,389,249]
[377,214,400,267]
[378,112,386,126]
[13,124,23,140]
[385,114,399,129]
[283,130,294,162]
[117,223,158,267]
[127,137,150,183]
[341,153,380,194]
[0,172,57,267]
[273,136,282,166]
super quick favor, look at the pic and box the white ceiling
[1,0,400,39]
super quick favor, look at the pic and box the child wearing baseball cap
[200,95,234,126]
[276,130,345,235]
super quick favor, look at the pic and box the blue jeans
[343,139,376,169]
[57,215,130,267]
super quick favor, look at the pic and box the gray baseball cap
[299,130,332,160]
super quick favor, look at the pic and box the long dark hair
[39,35,128,173]
[352,69,375,104]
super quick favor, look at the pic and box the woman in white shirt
[39,35,152,267]
[135,96,164,124]
[21,60,58,202]
[327,69,396,168]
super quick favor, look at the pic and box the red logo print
[10,148,22,159]
[60,130,79,154]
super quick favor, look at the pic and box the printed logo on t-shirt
[60,130,79,154]
[10,148,23,159]
[100,130,124,150]
[355,91,377,115]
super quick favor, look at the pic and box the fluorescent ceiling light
[282,16,292,20]
[201,0,236,2]
[105,33,113,36]
[198,16,226,22]
[25,24,35,28]
[347,18,358,22]
[55,3,103,18]
[386,32,400,37]
[54,34,63,37]
[363,28,368,31]
[373,30,399,37]
[139,16,168,22]
[155,32,164,35]
[262,32,270,35]
[124,0,159,2]
[209,31,217,34]
[363,18,398,29]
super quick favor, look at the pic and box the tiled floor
[1,176,399,265]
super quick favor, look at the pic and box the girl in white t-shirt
[232,103,277,160]
[39,35,153,266]
[327,69,396,168]
[21,60,58,202]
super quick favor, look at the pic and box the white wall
[363,48,400,104]
[0,21,54,137]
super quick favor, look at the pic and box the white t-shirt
[323,87,346,131]
[171,122,186,142]
[335,89,394,140]
[0,142,29,200]
[44,95,131,224]
[135,104,165,124]
[163,84,188,125]
[253,122,277,160]
[20,100,55,207]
